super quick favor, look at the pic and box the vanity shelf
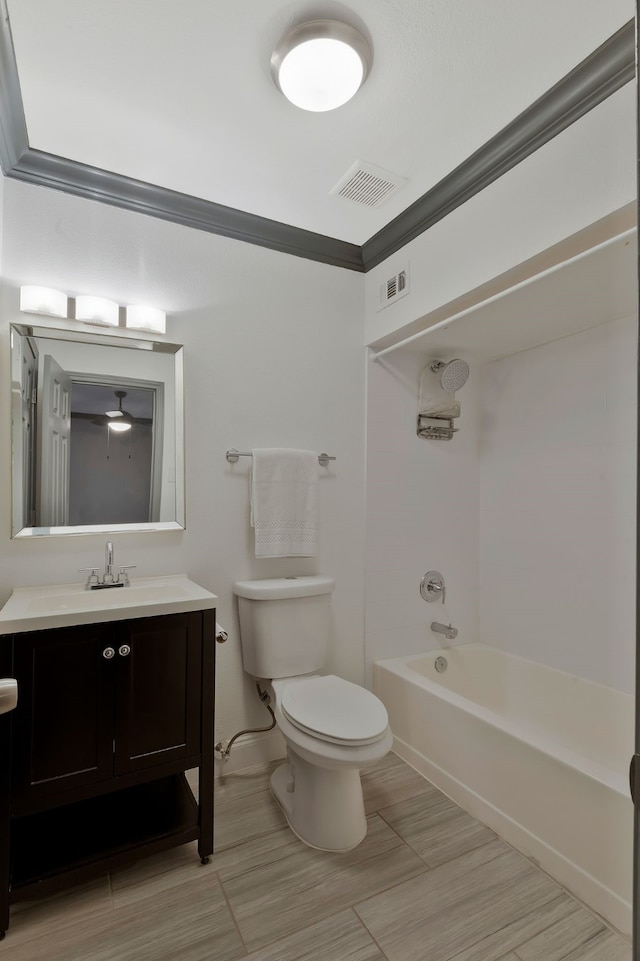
[10,774,198,896]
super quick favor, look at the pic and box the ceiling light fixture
[271,20,371,112]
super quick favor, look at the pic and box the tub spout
[431,621,458,640]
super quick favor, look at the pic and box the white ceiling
[6,0,635,245]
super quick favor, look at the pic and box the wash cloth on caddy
[251,448,319,557]
[418,364,461,418]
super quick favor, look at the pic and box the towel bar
[226,449,336,466]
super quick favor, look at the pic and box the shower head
[431,358,469,392]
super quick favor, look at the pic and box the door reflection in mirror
[69,382,159,525]
[37,353,72,526]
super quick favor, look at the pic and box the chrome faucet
[431,621,458,640]
[104,541,114,583]
[79,541,136,590]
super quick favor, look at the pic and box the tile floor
[1,753,632,960]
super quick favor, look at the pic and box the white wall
[363,73,636,699]
[479,314,637,692]
[365,348,480,682]
[0,179,366,766]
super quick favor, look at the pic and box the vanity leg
[0,713,11,936]
[197,611,215,862]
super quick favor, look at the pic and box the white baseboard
[392,735,632,941]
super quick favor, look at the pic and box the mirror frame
[10,322,185,538]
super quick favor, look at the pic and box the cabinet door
[11,624,116,810]
[113,612,202,777]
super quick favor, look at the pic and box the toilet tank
[233,575,335,679]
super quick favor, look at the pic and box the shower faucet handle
[420,571,446,604]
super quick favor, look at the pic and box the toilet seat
[278,675,389,746]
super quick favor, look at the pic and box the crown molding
[0,8,634,274]
[361,19,636,270]
[9,148,366,271]
[0,0,28,172]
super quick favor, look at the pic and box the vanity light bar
[19,285,167,334]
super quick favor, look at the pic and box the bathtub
[373,643,634,937]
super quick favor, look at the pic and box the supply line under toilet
[215,680,275,760]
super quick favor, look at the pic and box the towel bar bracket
[225,449,336,466]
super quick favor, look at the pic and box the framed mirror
[10,323,185,537]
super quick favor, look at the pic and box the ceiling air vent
[330,160,407,208]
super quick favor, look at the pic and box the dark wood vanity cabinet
[0,608,215,936]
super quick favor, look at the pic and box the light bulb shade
[75,295,120,327]
[20,286,68,318]
[271,20,371,112]
[126,304,166,334]
[108,420,132,432]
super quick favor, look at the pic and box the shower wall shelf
[416,416,458,441]
[368,214,637,366]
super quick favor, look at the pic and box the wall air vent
[378,266,410,311]
[330,160,407,208]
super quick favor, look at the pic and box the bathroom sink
[0,575,217,634]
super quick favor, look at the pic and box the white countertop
[0,574,218,634]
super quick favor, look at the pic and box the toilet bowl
[233,575,392,852]
[269,675,393,851]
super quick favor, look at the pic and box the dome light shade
[271,20,371,112]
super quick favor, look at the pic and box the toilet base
[270,752,368,852]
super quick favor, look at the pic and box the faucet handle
[116,565,136,587]
[79,568,100,588]
[420,571,446,604]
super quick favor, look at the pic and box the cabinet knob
[102,647,116,659]
[118,644,131,657]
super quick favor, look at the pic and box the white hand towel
[418,364,461,418]
[251,449,318,558]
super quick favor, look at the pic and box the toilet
[233,575,392,852]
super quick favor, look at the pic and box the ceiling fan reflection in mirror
[104,390,133,432]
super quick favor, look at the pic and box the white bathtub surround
[374,642,634,938]
[364,348,479,680]
[479,314,637,693]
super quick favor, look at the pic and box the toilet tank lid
[233,575,335,600]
